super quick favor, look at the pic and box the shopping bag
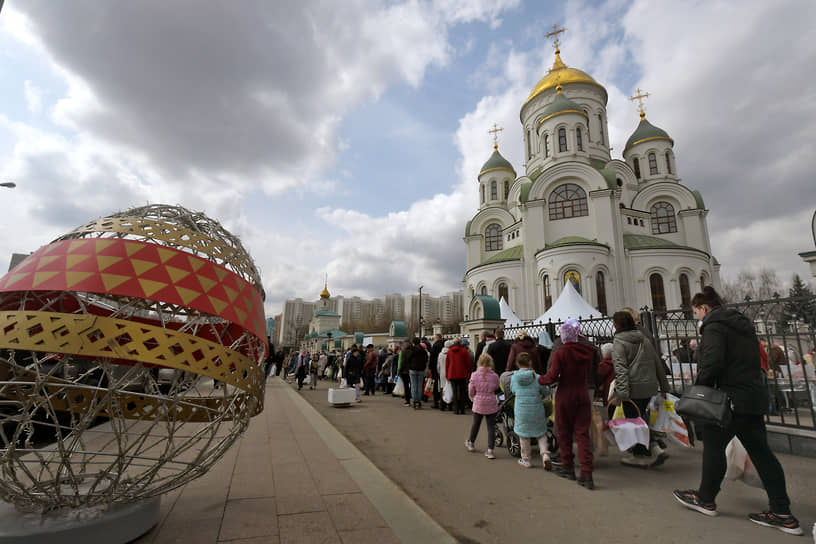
[442,382,453,404]
[604,400,649,451]
[303,374,311,386]
[424,378,434,394]
[339,378,347,388]
[591,406,608,456]
[393,377,405,397]
[650,394,690,447]
[725,437,763,488]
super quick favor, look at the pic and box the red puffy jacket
[446,344,472,380]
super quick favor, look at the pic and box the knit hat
[560,319,581,343]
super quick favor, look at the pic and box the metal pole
[418,285,423,338]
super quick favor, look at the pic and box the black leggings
[451,379,468,414]
[469,412,497,449]
[698,413,791,514]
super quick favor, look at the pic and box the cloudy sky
[1,0,814,315]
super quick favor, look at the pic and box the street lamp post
[418,285,423,338]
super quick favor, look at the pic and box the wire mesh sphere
[0,205,267,513]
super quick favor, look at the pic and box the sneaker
[554,467,576,481]
[403,402,410,407]
[650,443,669,467]
[577,477,595,490]
[549,455,562,467]
[748,511,803,536]
[542,456,552,471]
[464,440,475,452]
[485,450,496,460]
[672,489,718,517]
[517,458,532,468]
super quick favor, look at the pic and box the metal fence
[503,295,816,430]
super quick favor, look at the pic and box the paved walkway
[135,378,454,543]
[301,381,816,544]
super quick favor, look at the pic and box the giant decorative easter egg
[0,205,267,512]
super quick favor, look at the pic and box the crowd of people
[270,285,805,536]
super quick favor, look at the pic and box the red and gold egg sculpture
[0,205,267,512]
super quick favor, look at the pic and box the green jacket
[612,328,669,400]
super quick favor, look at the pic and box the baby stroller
[496,371,557,458]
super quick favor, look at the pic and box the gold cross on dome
[488,123,504,150]
[629,88,650,120]
[545,24,566,52]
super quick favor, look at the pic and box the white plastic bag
[650,393,690,447]
[392,377,404,397]
[725,437,763,488]
[303,374,311,386]
[442,382,453,404]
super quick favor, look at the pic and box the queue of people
[275,284,804,536]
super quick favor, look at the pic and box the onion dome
[320,281,330,299]
[624,117,674,153]
[479,145,516,177]
[526,50,605,105]
[538,86,587,126]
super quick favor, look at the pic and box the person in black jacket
[405,337,429,409]
[486,327,512,375]
[429,334,445,408]
[673,287,802,536]
[344,345,364,403]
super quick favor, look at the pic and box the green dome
[624,117,673,152]
[537,91,587,126]
[479,148,515,177]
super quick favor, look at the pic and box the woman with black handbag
[673,287,802,536]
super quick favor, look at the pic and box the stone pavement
[134,378,454,543]
[301,380,816,544]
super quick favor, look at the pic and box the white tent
[499,297,522,327]
[534,280,604,323]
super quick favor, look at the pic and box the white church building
[464,38,721,321]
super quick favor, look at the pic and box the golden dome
[319,282,330,299]
[525,51,604,105]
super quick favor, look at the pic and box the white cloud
[23,80,43,113]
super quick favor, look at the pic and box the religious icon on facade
[564,270,581,294]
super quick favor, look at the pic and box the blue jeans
[409,370,425,404]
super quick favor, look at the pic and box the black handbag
[675,385,732,427]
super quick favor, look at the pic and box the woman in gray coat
[612,311,670,467]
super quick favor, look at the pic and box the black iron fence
[502,295,816,430]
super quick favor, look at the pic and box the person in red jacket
[446,338,473,415]
[539,319,596,490]
[506,330,542,374]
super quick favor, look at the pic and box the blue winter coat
[510,369,549,438]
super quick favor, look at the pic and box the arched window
[598,114,604,145]
[650,273,666,313]
[543,275,552,310]
[679,273,691,315]
[648,152,658,175]
[548,183,588,220]
[526,130,532,159]
[480,184,485,203]
[650,201,677,234]
[544,134,550,157]
[480,286,487,296]
[503,180,509,199]
[558,128,568,152]
[484,223,502,251]
[576,126,583,151]
[665,151,672,174]
[633,158,641,179]
[596,271,607,315]
[498,283,508,302]
[490,181,497,200]
[584,110,591,140]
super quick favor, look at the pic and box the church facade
[464,42,721,321]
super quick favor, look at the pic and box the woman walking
[673,287,802,535]
[611,310,670,467]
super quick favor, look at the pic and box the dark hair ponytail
[691,285,723,308]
